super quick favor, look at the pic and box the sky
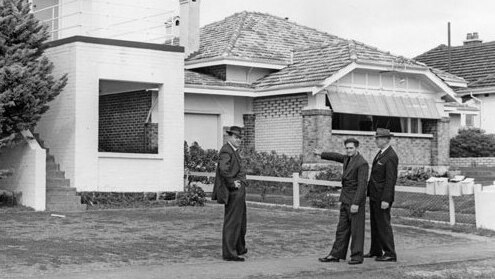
[188,0,495,58]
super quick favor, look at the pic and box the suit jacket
[367,146,399,203]
[212,143,246,205]
[321,152,369,206]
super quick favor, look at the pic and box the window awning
[326,91,442,119]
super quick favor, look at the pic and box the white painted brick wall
[39,41,184,192]
[0,133,46,211]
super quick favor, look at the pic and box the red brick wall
[423,118,450,166]
[99,91,156,153]
[450,157,495,168]
[328,133,432,167]
[253,93,308,156]
[243,114,256,150]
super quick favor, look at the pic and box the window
[32,0,59,40]
[332,113,423,134]
[465,114,475,127]
[410,118,419,133]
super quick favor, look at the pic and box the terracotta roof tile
[415,41,495,88]
[187,11,342,63]
[185,12,460,91]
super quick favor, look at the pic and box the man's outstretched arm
[314,150,345,163]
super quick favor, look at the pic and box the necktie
[373,150,382,163]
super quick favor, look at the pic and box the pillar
[242,114,256,151]
[424,117,450,174]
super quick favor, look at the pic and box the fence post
[448,192,456,225]
[292,173,300,209]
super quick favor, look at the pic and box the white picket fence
[186,171,459,225]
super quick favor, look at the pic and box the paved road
[31,230,495,279]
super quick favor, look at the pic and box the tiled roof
[415,41,495,88]
[253,40,430,90]
[185,11,462,91]
[252,42,352,89]
[187,11,342,63]
[469,73,495,89]
[185,70,254,89]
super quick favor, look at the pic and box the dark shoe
[375,256,397,262]
[318,255,340,262]
[238,248,248,256]
[348,259,363,265]
[363,253,382,258]
[223,256,245,262]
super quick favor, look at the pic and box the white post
[292,173,300,209]
[449,192,456,225]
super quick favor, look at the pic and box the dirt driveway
[1,204,494,278]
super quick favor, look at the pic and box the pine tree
[0,0,67,177]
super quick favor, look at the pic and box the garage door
[185,113,220,150]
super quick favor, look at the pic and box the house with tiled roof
[415,33,495,133]
[179,1,467,173]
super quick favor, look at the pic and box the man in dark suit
[314,138,369,265]
[212,126,248,262]
[364,128,399,262]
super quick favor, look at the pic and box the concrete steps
[33,133,86,212]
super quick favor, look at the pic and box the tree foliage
[0,0,67,141]
[0,0,67,178]
[450,128,495,157]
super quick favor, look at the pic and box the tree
[0,0,67,178]
[450,128,495,158]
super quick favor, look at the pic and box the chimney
[179,0,200,56]
[165,16,180,39]
[463,32,482,46]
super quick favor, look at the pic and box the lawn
[0,204,477,278]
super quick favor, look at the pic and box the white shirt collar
[380,145,390,153]
[228,141,238,152]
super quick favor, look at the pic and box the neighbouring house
[415,32,495,134]
[14,0,185,211]
[179,2,466,175]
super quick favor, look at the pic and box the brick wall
[243,114,256,150]
[450,157,495,168]
[423,118,450,166]
[253,93,308,156]
[328,133,432,167]
[99,90,157,153]
[144,123,158,153]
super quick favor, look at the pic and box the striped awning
[326,91,442,119]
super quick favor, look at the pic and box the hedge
[450,128,495,158]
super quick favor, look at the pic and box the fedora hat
[375,128,393,138]
[226,126,243,138]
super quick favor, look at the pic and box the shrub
[184,141,218,184]
[178,184,206,207]
[79,192,176,209]
[450,128,495,157]
[397,167,438,186]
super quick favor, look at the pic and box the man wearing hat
[314,138,369,265]
[212,126,248,262]
[365,128,399,262]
